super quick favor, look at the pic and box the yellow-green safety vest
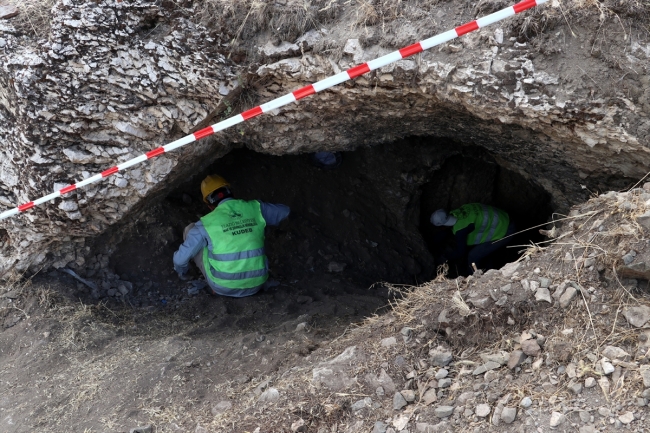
[450,203,509,245]
[200,199,268,290]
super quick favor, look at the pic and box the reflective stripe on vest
[451,203,509,245]
[200,200,268,290]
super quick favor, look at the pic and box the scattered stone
[623,306,650,328]
[129,426,152,433]
[500,283,512,293]
[501,407,516,424]
[258,388,280,403]
[500,262,520,278]
[643,388,650,399]
[600,358,615,375]
[327,262,346,273]
[585,377,597,388]
[211,401,232,415]
[393,392,408,410]
[602,345,630,361]
[520,397,532,408]
[579,411,590,423]
[421,388,437,405]
[434,406,455,418]
[435,369,448,380]
[475,404,491,417]
[521,339,542,357]
[550,412,566,427]
[539,277,550,288]
[401,390,416,403]
[569,382,583,395]
[641,366,650,388]
[598,407,611,417]
[535,287,552,303]
[381,337,397,347]
[438,378,452,388]
[508,350,527,369]
[618,412,634,424]
[372,421,387,433]
[0,4,19,19]
[352,397,372,411]
[291,419,305,432]
[365,369,396,394]
[559,286,577,308]
[473,361,501,375]
[429,346,453,367]
[579,426,597,433]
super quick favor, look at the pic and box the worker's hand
[177,271,191,281]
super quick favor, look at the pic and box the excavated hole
[65,138,555,336]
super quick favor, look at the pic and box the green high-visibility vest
[450,203,509,245]
[200,199,268,290]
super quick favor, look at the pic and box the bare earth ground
[3,185,650,432]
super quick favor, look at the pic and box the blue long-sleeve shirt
[173,198,290,276]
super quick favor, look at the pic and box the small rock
[559,286,577,308]
[600,358,615,375]
[393,392,408,410]
[598,407,611,417]
[376,386,385,397]
[258,388,280,403]
[475,404,491,418]
[579,411,590,423]
[129,426,152,433]
[520,397,532,408]
[429,346,453,367]
[421,388,437,405]
[473,361,501,375]
[618,411,634,424]
[0,4,19,19]
[381,337,397,347]
[602,345,630,361]
[434,406,455,418]
[642,366,650,387]
[535,287,552,303]
[107,288,117,297]
[501,407,516,424]
[438,378,452,388]
[352,397,372,411]
[521,339,542,357]
[585,377,597,388]
[569,382,583,395]
[643,388,650,399]
[579,426,597,433]
[401,390,416,402]
[211,401,232,415]
[291,419,305,432]
[507,350,527,370]
[550,412,566,427]
[435,369,448,380]
[327,262,346,273]
[622,306,650,328]
[539,277,550,288]
[372,421,387,433]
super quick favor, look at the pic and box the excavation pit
[52,138,556,335]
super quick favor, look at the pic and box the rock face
[1,0,650,272]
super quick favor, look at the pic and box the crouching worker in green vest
[173,175,290,297]
[430,203,515,275]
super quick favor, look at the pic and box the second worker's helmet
[201,174,230,203]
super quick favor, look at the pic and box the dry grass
[4,0,55,38]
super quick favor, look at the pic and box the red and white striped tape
[0,0,547,221]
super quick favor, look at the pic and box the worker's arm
[259,202,290,226]
[444,225,473,260]
[173,223,207,275]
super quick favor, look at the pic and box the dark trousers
[466,222,516,273]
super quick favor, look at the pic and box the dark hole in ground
[418,147,553,277]
[71,137,553,337]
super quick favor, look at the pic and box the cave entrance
[418,148,553,277]
[102,137,554,333]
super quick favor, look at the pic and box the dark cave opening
[418,148,554,277]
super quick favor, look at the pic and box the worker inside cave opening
[430,203,516,276]
[173,174,290,297]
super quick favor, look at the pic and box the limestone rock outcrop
[1,0,649,273]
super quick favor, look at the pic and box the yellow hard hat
[201,174,230,203]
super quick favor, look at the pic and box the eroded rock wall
[1,0,649,274]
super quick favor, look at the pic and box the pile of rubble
[205,186,650,433]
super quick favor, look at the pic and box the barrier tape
[0,0,547,221]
